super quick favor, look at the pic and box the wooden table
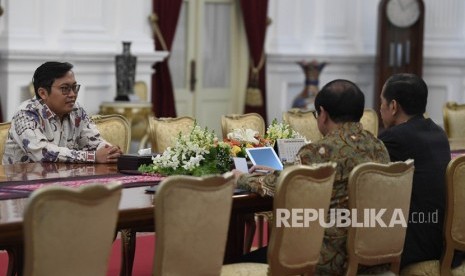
[0,163,272,274]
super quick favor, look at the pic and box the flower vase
[292,60,327,110]
[115,41,137,101]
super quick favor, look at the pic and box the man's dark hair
[382,73,427,116]
[314,79,365,123]
[32,62,74,98]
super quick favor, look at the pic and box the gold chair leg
[243,214,256,254]
[257,215,264,248]
[120,229,136,276]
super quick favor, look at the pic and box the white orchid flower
[227,128,260,145]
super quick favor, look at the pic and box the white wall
[265,0,465,127]
[0,0,167,120]
[1,0,464,127]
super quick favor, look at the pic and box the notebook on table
[276,138,306,163]
[245,147,283,171]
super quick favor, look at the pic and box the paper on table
[233,157,249,173]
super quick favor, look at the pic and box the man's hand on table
[96,144,123,163]
[231,165,275,187]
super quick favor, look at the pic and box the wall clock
[374,0,425,126]
[386,0,421,28]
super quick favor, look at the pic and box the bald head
[314,79,365,123]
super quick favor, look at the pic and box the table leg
[6,246,23,276]
[224,211,247,264]
[120,229,136,276]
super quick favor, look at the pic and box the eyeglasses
[50,84,81,96]
[312,110,319,119]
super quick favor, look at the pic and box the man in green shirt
[235,79,390,275]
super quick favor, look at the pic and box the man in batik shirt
[236,79,390,275]
[3,61,122,164]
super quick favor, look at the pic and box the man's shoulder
[380,117,445,141]
[378,122,406,141]
[17,98,39,110]
[297,139,338,164]
[11,99,41,118]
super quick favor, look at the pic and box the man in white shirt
[3,61,122,164]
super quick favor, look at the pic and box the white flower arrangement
[265,118,306,143]
[139,124,232,176]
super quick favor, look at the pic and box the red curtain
[151,0,183,117]
[0,100,3,122]
[240,0,269,123]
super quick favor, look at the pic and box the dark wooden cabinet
[374,0,425,119]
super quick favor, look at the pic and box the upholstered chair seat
[221,164,337,276]
[221,263,268,275]
[400,155,465,275]
[443,101,465,139]
[346,160,415,276]
[153,173,235,276]
[282,109,321,143]
[401,260,465,276]
[148,116,195,153]
[0,121,11,160]
[220,112,267,253]
[118,116,196,276]
[91,114,131,153]
[221,113,265,139]
[23,182,122,276]
[360,108,379,136]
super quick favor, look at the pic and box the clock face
[386,0,420,28]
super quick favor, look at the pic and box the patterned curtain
[240,0,269,123]
[150,0,183,117]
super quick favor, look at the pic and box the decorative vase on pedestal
[115,41,137,101]
[292,60,327,110]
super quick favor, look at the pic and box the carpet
[107,235,155,276]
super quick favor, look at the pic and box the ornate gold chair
[221,163,336,275]
[400,155,465,276]
[221,113,267,252]
[221,113,265,139]
[282,109,322,142]
[443,101,465,139]
[0,121,11,160]
[133,80,148,101]
[153,173,235,276]
[91,114,131,154]
[345,160,415,276]
[360,108,379,136]
[23,182,122,276]
[118,116,195,275]
[148,116,195,153]
[0,121,17,275]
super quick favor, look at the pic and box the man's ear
[390,100,399,115]
[320,106,328,123]
[37,87,48,100]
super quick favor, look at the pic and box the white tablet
[245,147,283,171]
